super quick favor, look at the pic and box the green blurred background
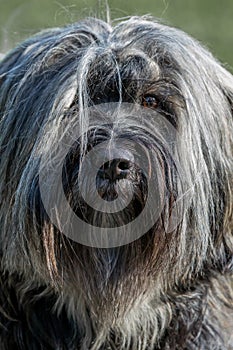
[0,0,232,69]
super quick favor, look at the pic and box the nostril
[99,158,131,181]
[114,159,131,179]
[117,160,130,171]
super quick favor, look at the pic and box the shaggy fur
[0,16,232,350]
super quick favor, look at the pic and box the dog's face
[0,17,232,325]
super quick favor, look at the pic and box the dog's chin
[58,208,162,323]
[61,172,164,293]
[60,245,159,327]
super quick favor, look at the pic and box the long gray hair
[0,16,232,350]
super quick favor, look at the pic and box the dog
[0,16,232,350]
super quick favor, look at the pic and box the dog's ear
[0,46,29,114]
[216,69,233,268]
[219,66,233,115]
[0,44,28,76]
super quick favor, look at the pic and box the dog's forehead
[86,49,161,102]
[73,19,184,102]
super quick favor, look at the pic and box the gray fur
[0,16,232,349]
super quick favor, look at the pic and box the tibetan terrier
[0,16,232,350]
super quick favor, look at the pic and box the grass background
[0,0,232,69]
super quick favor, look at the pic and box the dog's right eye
[142,95,158,109]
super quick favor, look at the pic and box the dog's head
[0,17,232,324]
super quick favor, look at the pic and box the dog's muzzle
[98,158,132,182]
[96,146,135,201]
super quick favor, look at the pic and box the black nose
[99,158,131,181]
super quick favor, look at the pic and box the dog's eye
[142,95,158,109]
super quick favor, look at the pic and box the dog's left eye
[142,95,158,109]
